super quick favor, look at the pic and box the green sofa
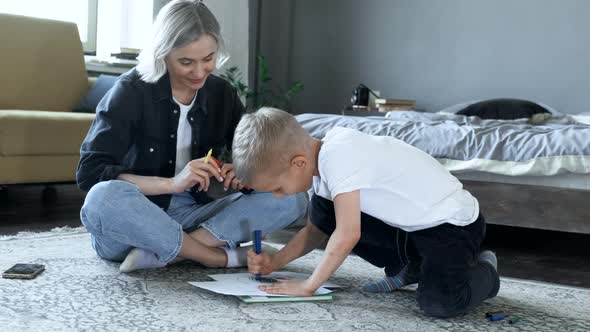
[0,13,96,185]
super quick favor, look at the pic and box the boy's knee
[417,285,469,318]
[418,296,468,318]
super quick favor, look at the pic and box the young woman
[77,0,307,273]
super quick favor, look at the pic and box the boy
[231,108,500,318]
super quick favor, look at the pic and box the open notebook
[189,271,342,303]
[238,294,333,304]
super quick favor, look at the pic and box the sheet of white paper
[188,272,333,297]
[208,271,343,288]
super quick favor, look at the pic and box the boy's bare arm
[273,218,328,268]
[305,190,361,291]
[259,191,361,296]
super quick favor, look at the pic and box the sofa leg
[42,186,58,206]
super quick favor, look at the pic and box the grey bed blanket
[296,112,590,176]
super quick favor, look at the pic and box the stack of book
[374,98,416,112]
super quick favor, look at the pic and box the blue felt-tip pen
[254,230,262,281]
[487,313,508,321]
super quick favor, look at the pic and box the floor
[1,184,589,288]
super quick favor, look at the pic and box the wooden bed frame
[463,180,590,234]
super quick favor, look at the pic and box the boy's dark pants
[310,195,500,318]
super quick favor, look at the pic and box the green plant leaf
[221,55,304,112]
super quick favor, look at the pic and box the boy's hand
[247,250,276,275]
[258,280,315,297]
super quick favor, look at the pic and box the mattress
[297,112,590,177]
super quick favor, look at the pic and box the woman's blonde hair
[136,0,229,83]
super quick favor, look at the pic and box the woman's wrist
[165,177,177,194]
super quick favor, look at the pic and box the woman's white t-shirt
[312,127,479,232]
[173,93,197,175]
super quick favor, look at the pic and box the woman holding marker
[76,0,307,272]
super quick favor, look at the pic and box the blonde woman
[77,1,306,272]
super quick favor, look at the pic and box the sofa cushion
[74,75,119,113]
[0,110,95,156]
[0,14,88,112]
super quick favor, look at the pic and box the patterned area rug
[1,227,589,332]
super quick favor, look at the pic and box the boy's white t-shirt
[173,93,197,175]
[312,127,479,232]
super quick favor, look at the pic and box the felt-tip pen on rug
[254,230,262,281]
[508,316,521,324]
[487,312,508,321]
[485,311,504,318]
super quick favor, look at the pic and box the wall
[260,0,590,114]
[206,0,250,85]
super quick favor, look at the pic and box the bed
[296,109,590,234]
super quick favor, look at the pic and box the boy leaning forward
[231,108,500,318]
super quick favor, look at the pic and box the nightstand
[341,106,387,117]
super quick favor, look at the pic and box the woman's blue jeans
[80,180,307,263]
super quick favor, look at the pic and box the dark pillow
[73,74,119,113]
[456,99,551,120]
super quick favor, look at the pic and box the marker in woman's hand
[204,148,213,164]
[204,148,223,181]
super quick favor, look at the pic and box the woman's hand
[170,157,224,193]
[258,279,316,297]
[247,250,277,276]
[220,163,244,191]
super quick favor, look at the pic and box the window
[96,0,154,57]
[2,0,248,74]
[0,0,98,53]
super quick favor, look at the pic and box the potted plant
[221,55,303,112]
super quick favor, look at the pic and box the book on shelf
[374,98,416,106]
[377,106,416,112]
[237,294,333,304]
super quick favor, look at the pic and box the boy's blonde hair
[232,107,310,185]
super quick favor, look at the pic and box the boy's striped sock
[363,261,420,293]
